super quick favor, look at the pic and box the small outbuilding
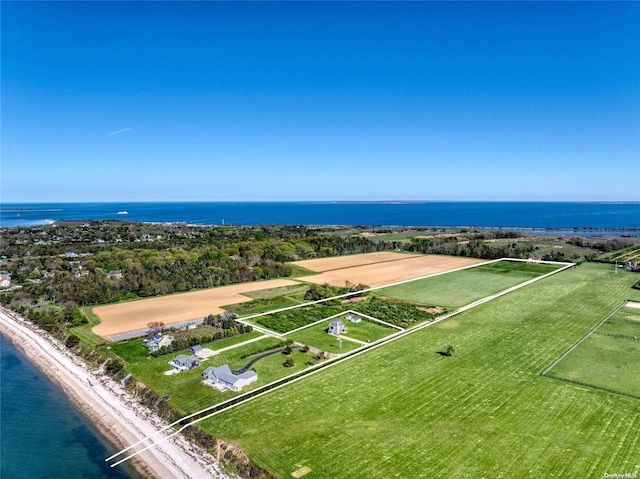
[345,314,361,324]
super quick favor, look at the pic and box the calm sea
[1,201,639,233]
[0,334,141,479]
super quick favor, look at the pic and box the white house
[327,319,347,336]
[202,364,257,392]
[0,274,11,288]
[144,334,173,352]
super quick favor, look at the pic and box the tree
[65,334,80,348]
[283,357,295,368]
[147,321,164,336]
[445,345,456,356]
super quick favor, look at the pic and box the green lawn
[287,321,361,354]
[547,333,640,397]
[341,318,398,343]
[597,312,640,338]
[200,263,640,479]
[375,260,561,308]
[204,331,265,350]
[126,337,319,415]
[109,339,149,363]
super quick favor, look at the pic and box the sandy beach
[0,307,229,479]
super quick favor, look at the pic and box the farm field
[291,251,418,272]
[546,334,640,397]
[91,278,301,338]
[598,244,640,263]
[545,306,640,397]
[297,254,485,288]
[375,260,562,308]
[125,336,320,415]
[201,263,640,478]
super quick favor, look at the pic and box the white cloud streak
[107,128,131,136]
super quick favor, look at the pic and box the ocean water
[1,201,639,232]
[0,334,140,479]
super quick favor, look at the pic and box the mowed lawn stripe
[201,264,640,478]
[375,260,560,308]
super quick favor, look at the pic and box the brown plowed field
[292,251,418,272]
[297,255,485,288]
[92,279,301,338]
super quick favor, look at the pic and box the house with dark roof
[327,319,347,336]
[168,354,200,371]
[202,364,258,392]
[144,334,173,352]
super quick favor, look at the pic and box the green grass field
[597,311,640,338]
[598,244,640,262]
[287,318,396,354]
[126,336,320,415]
[546,307,640,397]
[109,339,149,363]
[547,334,640,397]
[375,260,561,308]
[287,321,361,354]
[200,263,640,478]
[340,318,398,343]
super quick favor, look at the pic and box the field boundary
[106,258,573,468]
[235,257,569,334]
[540,300,640,400]
[540,302,625,376]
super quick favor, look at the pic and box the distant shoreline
[0,308,227,479]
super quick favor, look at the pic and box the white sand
[0,307,230,479]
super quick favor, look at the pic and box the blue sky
[2,1,639,202]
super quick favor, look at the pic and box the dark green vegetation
[376,260,561,308]
[201,264,640,478]
[2,221,635,339]
[254,297,443,333]
[546,306,640,397]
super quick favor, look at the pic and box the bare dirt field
[92,279,301,338]
[292,251,418,272]
[296,255,485,288]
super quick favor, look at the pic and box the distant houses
[168,354,201,372]
[202,364,257,392]
[327,319,347,336]
[0,274,11,288]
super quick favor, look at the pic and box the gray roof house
[168,355,200,371]
[202,365,258,392]
[190,344,203,354]
[327,319,347,336]
[144,334,173,352]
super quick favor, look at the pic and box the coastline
[0,307,229,479]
